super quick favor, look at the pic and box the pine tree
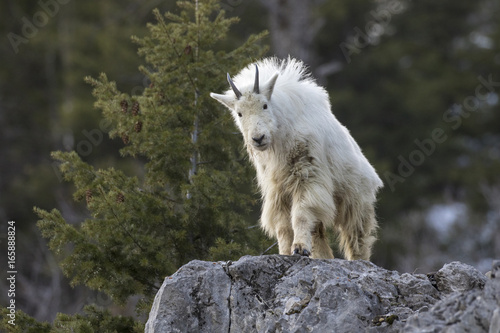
[28,0,268,330]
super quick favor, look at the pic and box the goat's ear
[263,72,279,100]
[210,93,236,110]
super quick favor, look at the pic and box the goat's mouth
[251,141,269,151]
[253,143,268,151]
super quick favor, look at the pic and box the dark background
[1,0,499,322]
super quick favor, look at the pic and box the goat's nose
[252,134,265,145]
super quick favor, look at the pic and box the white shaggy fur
[210,57,383,260]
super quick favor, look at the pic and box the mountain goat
[210,57,383,260]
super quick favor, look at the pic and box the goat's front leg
[290,183,335,257]
[261,193,293,255]
[290,198,316,257]
[276,224,294,255]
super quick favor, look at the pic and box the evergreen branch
[132,275,161,293]
[196,161,213,166]
[96,185,147,254]
[95,186,162,292]
[163,196,184,205]
[155,11,198,93]
[261,241,278,255]
[195,0,200,62]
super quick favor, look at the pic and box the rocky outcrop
[145,255,499,332]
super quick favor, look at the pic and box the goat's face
[233,92,275,151]
[210,65,279,152]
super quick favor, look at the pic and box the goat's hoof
[292,246,310,257]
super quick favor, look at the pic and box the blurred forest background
[1,0,499,327]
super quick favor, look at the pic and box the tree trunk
[261,0,318,66]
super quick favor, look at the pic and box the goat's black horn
[253,64,259,94]
[227,73,242,99]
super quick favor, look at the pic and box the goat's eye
[237,112,242,117]
[263,104,268,110]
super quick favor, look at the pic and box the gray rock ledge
[145,255,499,333]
